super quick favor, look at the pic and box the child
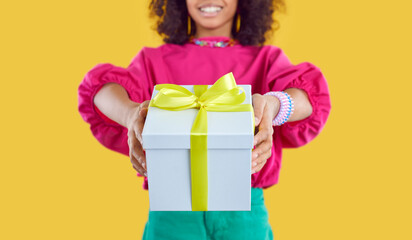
[78,0,331,239]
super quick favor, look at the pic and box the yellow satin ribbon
[149,72,253,211]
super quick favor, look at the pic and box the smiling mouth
[199,5,223,16]
[200,6,223,13]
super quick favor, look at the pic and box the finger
[252,94,265,127]
[253,126,273,148]
[131,154,147,176]
[134,141,147,170]
[252,138,272,163]
[252,145,272,167]
[135,112,147,144]
[128,131,147,168]
[132,165,145,176]
[252,145,272,173]
[252,158,268,174]
[129,138,146,176]
[130,136,147,169]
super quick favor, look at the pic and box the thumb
[139,107,148,118]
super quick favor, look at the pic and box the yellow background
[1,0,411,239]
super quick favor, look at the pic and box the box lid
[142,85,254,150]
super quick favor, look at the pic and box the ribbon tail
[190,107,208,211]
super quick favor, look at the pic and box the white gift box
[142,84,254,211]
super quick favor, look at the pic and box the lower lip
[199,9,222,17]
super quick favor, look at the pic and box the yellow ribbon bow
[149,72,253,211]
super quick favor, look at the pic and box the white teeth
[200,6,222,13]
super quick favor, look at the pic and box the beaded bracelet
[264,91,294,126]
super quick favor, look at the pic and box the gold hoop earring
[187,15,192,36]
[236,13,241,33]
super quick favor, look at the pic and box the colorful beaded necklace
[189,37,238,48]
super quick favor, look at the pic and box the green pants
[142,188,273,240]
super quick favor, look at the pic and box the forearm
[284,88,313,122]
[93,83,139,128]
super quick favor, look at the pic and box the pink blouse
[78,36,331,190]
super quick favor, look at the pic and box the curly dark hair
[149,0,285,46]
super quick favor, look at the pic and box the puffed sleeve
[77,50,152,155]
[266,48,331,148]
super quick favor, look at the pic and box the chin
[197,20,226,30]
[201,24,222,30]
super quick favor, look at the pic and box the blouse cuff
[275,63,331,148]
[78,63,136,156]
